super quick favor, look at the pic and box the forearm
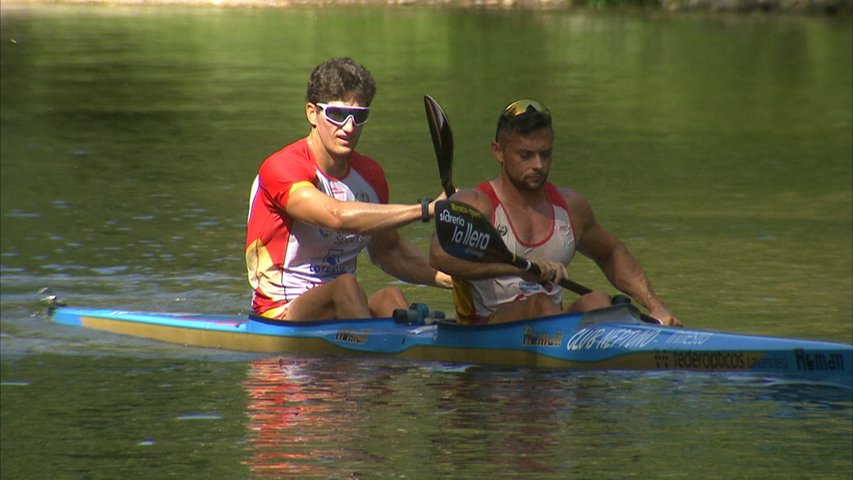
[601,245,665,311]
[286,185,432,236]
[595,243,681,326]
[333,202,424,235]
[371,236,443,286]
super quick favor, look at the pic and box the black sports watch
[419,198,432,223]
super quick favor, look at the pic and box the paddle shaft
[470,229,660,325]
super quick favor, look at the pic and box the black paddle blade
[435,202,598,299]
[435,200,520,267]
[424,95,455,197]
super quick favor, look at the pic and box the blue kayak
[49,301,853,388]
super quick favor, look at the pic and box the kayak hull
[51,305,853,387]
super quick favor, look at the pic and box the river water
[1,4,851,479]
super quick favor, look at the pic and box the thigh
[490,293,561,324]
[286,275,370,321]
[285,282,342,321]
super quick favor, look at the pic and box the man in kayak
[246,57,451,321]
[429,99,681,327]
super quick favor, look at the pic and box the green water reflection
[1,355,250,479]
[5,355,850,479]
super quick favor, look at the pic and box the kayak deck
[50,305,853,387]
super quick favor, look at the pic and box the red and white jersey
[453,181,576,324]
[246,138,388,318]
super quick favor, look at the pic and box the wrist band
[418,198,432,223]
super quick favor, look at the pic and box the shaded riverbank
[3,0,851,14]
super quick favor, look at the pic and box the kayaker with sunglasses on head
[246,57,452,321]
[429,99,681,327]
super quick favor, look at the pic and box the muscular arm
[368,230,452,288]
[568,189,681,326]
[286,185,427,235]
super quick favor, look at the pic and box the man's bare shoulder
[557,187,589,209]
[451,188,494,213]
[556,186,596,229]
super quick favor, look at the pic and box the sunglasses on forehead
[316,102,370,127]
[502,99,550,118]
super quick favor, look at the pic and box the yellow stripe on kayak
[79,315,770,371]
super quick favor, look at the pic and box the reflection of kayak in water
[243,359,320,477]
[50,301,853,388]
[244,358,402,477]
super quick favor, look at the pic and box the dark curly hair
[305,57,377,106]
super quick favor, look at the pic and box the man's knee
[530,292,561,316]
[569,290,612,312]
[377,286,405,303]
[332,274,367,301]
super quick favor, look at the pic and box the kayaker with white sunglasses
[246,57,451,321]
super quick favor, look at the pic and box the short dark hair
[305,57,377,106]
[495,99,552,143]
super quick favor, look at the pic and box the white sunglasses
[316,102,370,127]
